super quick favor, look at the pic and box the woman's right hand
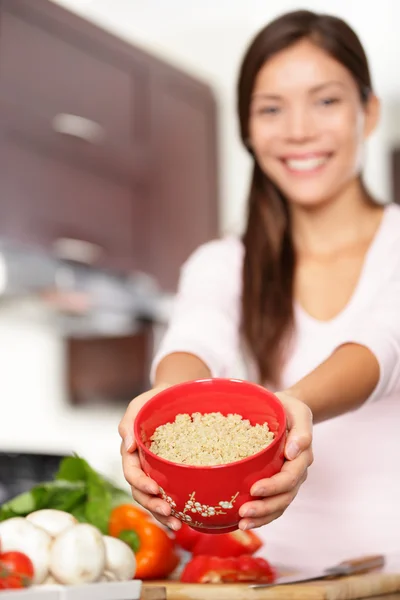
[118,386,183,531]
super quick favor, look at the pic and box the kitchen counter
[141,589,165,600]
[140,592,400,600]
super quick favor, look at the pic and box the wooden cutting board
[142,572,400,600]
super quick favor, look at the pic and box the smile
[282,155,331,173]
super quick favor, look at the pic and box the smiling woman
[248,42,375,206]
[237,13,382,384]
[119,10,400,571]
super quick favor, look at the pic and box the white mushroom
[50,523,106,585]
[26,509,77,538]
[103,536,136,581]
[42,575,58,585]
[0,517,52,583]
[99,570,118,582]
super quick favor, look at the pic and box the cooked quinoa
[149,412,275,466]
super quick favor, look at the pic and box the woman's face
[248,39,378,208]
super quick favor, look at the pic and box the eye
[318,97,340,107]
[257,105,281,116]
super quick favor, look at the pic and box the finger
[128,487,182,531]
[123,497,181,532]
[121,448,182,528]
[240,495,292,519]
[121,448,159,495]
[250,448,312,497]
[119,386,171,452]
[162,516,183,531]
[130,487,171,518]
[118,390,156,452]
[240,473,307,519]
[118,391,155,452]
[279,397,313,460]
[238,509,285,530]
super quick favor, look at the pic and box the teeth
[285,157,328,171]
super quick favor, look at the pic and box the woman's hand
[238,392,313,530]
[118,386,182,531]
[119,387,313,533]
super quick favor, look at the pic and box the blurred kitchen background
[1,0,400,498]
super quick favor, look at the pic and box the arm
[154,352,211,387]
[288,249,400,423]
[239,254,400,529]
[119,240,247,530]
[285,343,380,423]
[237,344,379,530]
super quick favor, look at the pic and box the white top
[151,202,400,570]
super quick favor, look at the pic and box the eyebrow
[251,80,347,100]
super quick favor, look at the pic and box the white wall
[0,299,126,485]
[2,0,400,483]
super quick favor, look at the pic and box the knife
[250,554,386,588]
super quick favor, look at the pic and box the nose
[285,107,316,142]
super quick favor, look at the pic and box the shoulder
[178,236,244,297]
[381,203,400,243]
[374,204,400,270]
[385,202,400,220]
[362,203,400,299]
[181,236,244,276]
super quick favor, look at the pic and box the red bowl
[134,378,286,534]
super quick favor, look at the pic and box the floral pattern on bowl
[159,487,239,528]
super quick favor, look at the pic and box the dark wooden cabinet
[141,66,219,289]
[0,0,219,289]
[0,137,140,272]
[0,8,136,152]
[67,325,153,405]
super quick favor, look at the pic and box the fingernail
[168,520,180,531]
[251,487,266,497]
[155,506,169,517]
[124,435,134,451]
[145,484,158,495]
[240,522,254,531]
[242,508,256,518]
[286,441,300,460]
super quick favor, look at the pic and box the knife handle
[337,554,385,575]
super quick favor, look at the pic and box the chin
[286,195,330,209]
[276,177,346,209]
[279,187,334,210]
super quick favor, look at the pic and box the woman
[120,10,400,569]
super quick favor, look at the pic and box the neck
[289,179,383,256]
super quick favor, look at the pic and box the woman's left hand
[238,392,314,530]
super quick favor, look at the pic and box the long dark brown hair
[238,10,373,385]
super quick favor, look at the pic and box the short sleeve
[150,237,244,383]
[340,251,400,402]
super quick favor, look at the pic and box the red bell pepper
[173,524,202,552]
[180,555,276,583]
[174,524,263,557]
[192,528,262,557]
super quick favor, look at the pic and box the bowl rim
[133,377,287,471]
